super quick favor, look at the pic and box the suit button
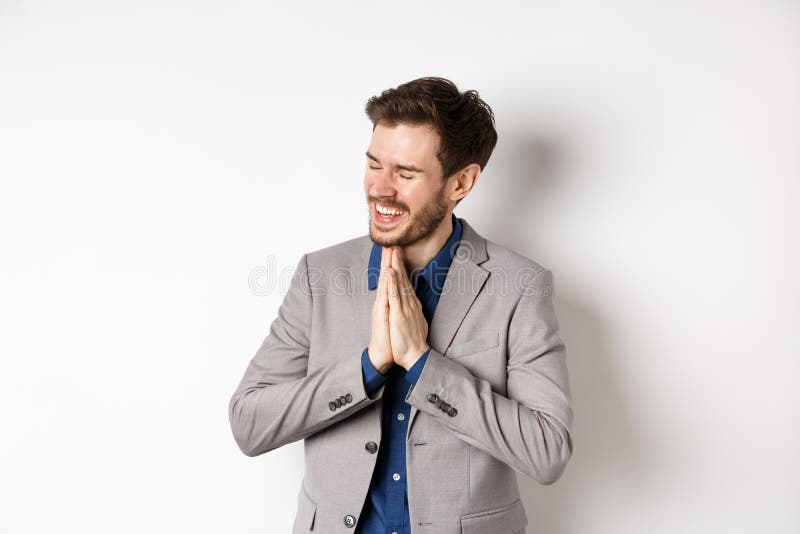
[448,407,458,417]
[329,401,337,411]
[365,441,378,454]
[345,393,353,403]
[343,514,357,528]
[335,398,343,408]
[339,395,347,405]
[428,393,439,404]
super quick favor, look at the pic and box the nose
[369,168,397,198]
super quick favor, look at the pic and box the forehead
[368,122,440,170]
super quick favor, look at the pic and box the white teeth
[377,204,406,216]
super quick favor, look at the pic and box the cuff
[404,348,430,385]
[361,347,389,398]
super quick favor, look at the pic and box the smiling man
[229,77,573,534]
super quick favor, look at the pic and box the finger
[396,249,424,316]
[389,248,404,307]
[396,247,413,286]
[392,247,413,302]
[387,267,402,308]
[377,256,389,301]
[384,247,393,284]
[376,265,386,299]
[381,246,389,269]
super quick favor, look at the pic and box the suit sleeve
[228,253,387,457]
[404,268,573,485]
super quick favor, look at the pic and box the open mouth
[373,203,408,227]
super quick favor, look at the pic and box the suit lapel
[350,237,378,359]
[407,218,490,438]
[426,218,490,355]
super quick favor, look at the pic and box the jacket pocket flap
[446,331,500,358]
[460,498,528,534]
[293,484,317,532]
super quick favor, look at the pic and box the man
[229,77,573,534]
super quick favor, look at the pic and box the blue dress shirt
[356,213,463,534]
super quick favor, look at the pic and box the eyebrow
[365,151,425,173]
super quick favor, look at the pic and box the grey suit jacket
[228,217,573,534]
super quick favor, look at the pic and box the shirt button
[397,413,405,421]
[392,473,400,481]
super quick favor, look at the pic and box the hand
[367,246,395,375]
[386,246,430,370]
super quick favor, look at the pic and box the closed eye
[369,165,414,180]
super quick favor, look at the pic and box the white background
[1,1,798,533]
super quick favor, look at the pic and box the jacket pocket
[446,331,500,359]
[460,498,528,534]
[292,483,317,532]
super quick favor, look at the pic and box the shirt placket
[385,370,411,533]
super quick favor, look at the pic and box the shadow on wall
[483,132,648,533]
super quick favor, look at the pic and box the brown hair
[364,77,498,183]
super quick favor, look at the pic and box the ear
[447,163,481,203]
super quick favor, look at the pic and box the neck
[401,213,454,273]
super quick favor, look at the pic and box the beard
[367,184,450,248]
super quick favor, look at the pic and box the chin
[370,223,407,247]
[370,229,400,247]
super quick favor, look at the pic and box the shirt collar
[368,213,462,293]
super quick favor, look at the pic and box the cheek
[404,188,430,209]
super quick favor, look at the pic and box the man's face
[364,122,451,247]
